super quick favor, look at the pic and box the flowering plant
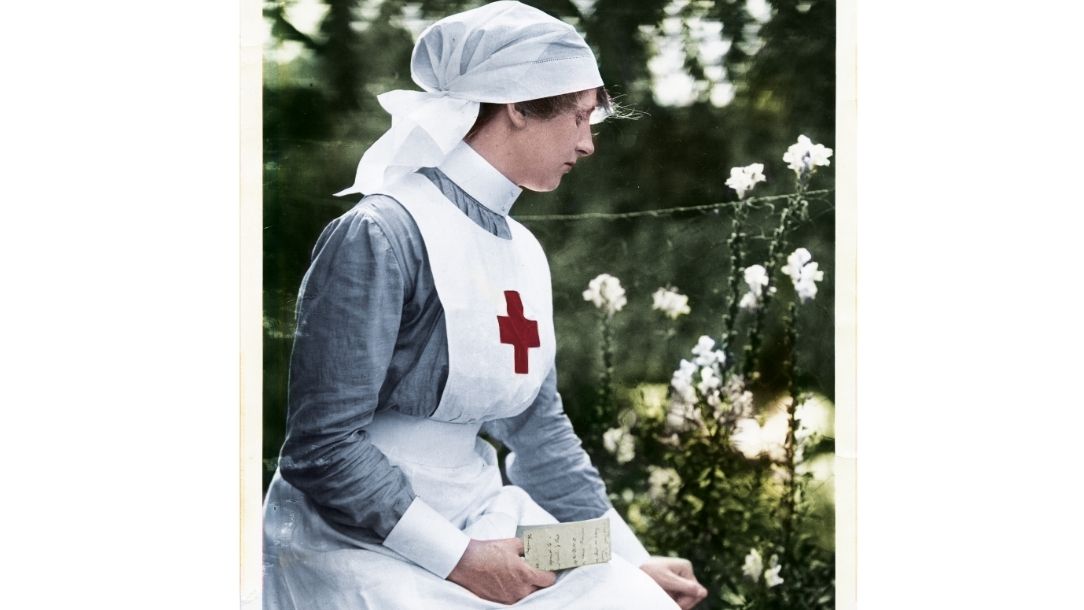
[583,273,627,317]
[782,135,833,184]
[724,163,767,200]
[652,286,692,320]
[579,136,835,609]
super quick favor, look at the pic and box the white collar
[437,141,522,217]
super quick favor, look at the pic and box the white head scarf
[334,0,605,197]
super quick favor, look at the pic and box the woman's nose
[577,126,595,157]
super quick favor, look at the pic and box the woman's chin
[521,177,563,193]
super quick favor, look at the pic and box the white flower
[691,335,715,359]
[744,265,769,294]
[723,374,746,403]
[742,548,764,582]
[697,366,722,396]
[672,384,696,407]
[794,397,831,447]
[764,555,784,588]
[731,412,788,461]
[711,392,739,422]
[781,247,825,303]
[739,291,759,310]
[793,262,823,302]
[782,135,833,177]
[602,427,622,452]
[582,273,627,316]
[743,548,783,587]
[647,466,682,501]
[732,390,754,417]
[672,359,697,384]
[739,264,775,310]
[665,399,701,432]
[670,359,698,403]
[651,287,691,319]
[761,410,789,462]
[731,418,764,459]
[690,335,725,367]
[725,163,766,199]
[602,427,635,464]
[781,247,812,280]
[794,402,816,445]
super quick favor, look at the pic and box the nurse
[262,2,708,609]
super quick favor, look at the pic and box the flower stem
[597,314,616,426]
[779,301,801,567]
[721,199,749,359]
[741,185,809,378]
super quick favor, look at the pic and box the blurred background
[261,0,835,498]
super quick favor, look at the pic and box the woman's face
[512,89,598,192]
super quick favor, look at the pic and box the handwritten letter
[516,517,612,571]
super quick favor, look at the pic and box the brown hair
[465,86,613,139]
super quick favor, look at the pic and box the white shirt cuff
[605,507,651,567]
[382,497,471,578]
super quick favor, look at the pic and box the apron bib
[356,171,559,535]
[377,172,557,423]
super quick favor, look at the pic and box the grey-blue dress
[262,150,669,609]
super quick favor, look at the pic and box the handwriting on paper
[516,517,611,571]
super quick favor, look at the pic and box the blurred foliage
[262,1,834,607]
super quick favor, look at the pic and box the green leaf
[721,587,747,607]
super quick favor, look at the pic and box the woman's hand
[447,538,557,604]
[640,556,709,610]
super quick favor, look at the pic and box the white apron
[263,174,678,609]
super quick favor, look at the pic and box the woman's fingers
[640,556,709,609]
[509,537,525,556]
[448,538,558,605]
[671,578,708,606]
[528,566,557,588]
[505,538,555,588]
[669,558,694,578]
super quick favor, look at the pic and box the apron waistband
[365,410,483,467]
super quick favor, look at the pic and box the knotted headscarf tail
[334,0,605,197]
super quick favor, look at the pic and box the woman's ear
[505,103,528,129]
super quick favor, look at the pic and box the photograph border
[238,1,857,606]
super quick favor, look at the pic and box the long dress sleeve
[482,366,651,565]
[278,206,415,536]
[277,204,469,577]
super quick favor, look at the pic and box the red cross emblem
[497,290,540,374]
